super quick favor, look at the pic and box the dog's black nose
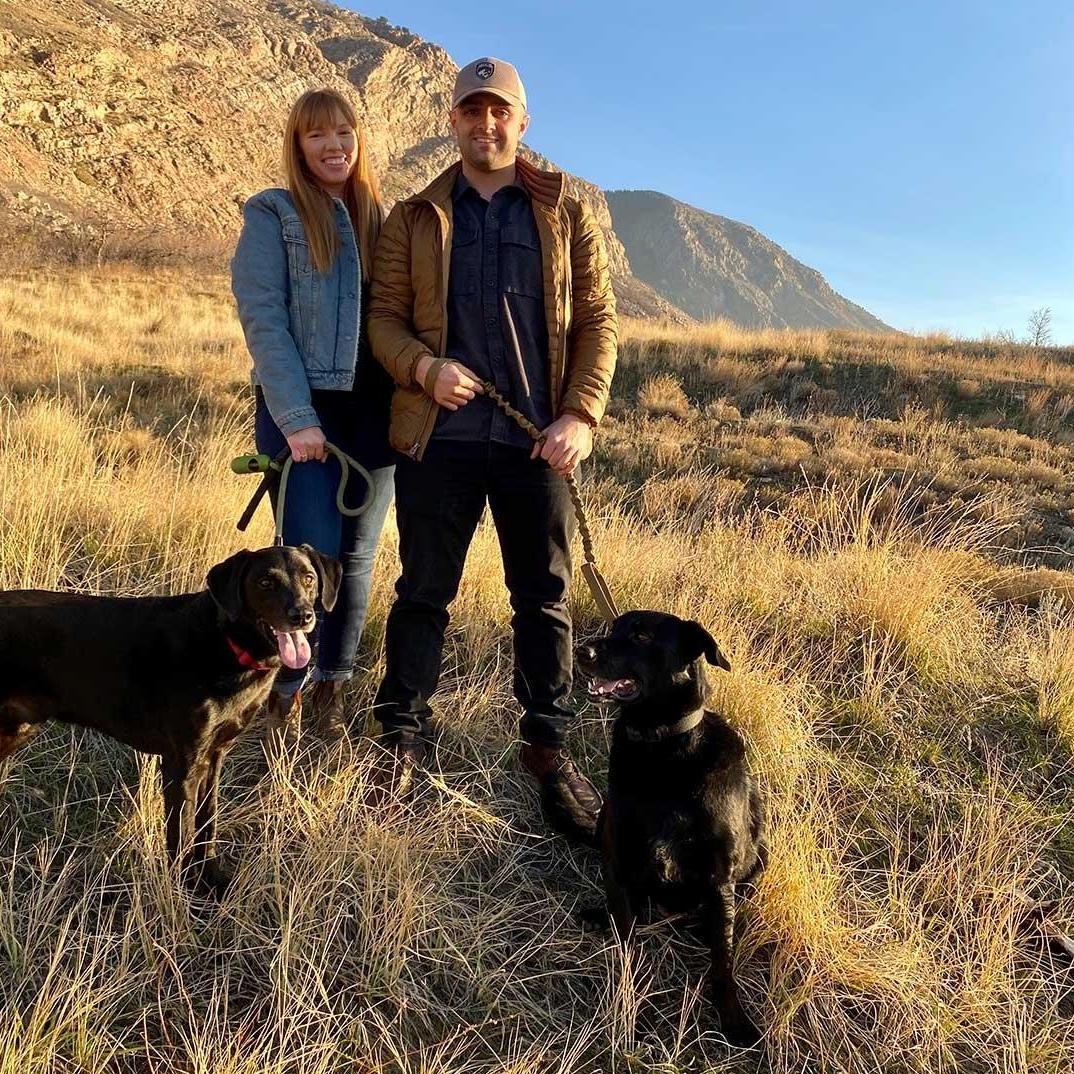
[577,644,598,665]
[287,606,314,628]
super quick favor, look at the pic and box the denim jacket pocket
[281,218,317,353]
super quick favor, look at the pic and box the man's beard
[460,136,516,172]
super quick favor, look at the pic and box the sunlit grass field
[2,267,1074,1073]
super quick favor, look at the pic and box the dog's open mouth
[274,629,311,670]
[259,621,312,670]
[587,677,640,702]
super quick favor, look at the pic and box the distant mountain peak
[606,189,890,331]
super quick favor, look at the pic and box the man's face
[450,92,529,172]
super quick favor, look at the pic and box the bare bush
[1027,306,1053,347]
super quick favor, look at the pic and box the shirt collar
[452,171,529,203]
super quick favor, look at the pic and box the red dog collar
[226,636,273,671]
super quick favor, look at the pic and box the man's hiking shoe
[307,679,348,739]
[519,743,602,844]
[365,735,431,805]
[264,688,302,748]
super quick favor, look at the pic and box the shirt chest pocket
[500,226,544,301]
[449,222,480,297]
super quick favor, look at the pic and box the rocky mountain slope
[0,0,885,330]
[607,189,890,330]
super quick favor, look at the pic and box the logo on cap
[475,60,495,80]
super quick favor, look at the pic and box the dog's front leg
[194,749,224,855]
[705,883,761,1048]
[737,842,768,891]
[191,748,232,898]
[161,754,208,895]
[604,863,638,944]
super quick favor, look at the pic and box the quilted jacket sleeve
[368,203,435,388]
[561,199,618,427]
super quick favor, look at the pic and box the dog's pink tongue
[275,630,311,670]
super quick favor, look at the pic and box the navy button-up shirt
[432,173,552,448]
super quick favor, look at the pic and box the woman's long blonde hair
[283,89,383,279]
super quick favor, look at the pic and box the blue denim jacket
[231,188,362,436]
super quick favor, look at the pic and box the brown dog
[0,544,340,897]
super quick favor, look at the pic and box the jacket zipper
[560,221,571,407]
[408,199,452,459]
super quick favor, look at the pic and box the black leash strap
[236,448,290,533]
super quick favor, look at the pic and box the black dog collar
[623,708,705,743]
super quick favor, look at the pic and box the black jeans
[375,441,575,747]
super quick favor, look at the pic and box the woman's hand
[286,425,327,463]
[415,356,484,411]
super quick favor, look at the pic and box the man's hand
[532,414,593,475]
[286,425,327,463]
[414,356,485,411]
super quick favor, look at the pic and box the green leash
[232,442,374,544]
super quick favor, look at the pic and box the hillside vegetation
[2,268,1074,1073]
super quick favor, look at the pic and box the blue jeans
[254,390,394,696]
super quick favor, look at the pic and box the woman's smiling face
[298,111,357,194]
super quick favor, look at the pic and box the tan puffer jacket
[368,157,618,460]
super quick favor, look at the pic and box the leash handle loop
[236,443,375,545]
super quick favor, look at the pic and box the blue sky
[352,0,1074,343]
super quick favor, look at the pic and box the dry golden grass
[637,373,692,419]
[2,269,1074,1073]
[620,316,1074,395]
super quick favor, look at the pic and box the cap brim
[451,88,525,110]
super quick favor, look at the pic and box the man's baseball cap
[451,57,527,111]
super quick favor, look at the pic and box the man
[368,56,617,840]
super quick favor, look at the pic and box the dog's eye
[258,578,274,590]
[304,573,316,586]
[632,631,653,644]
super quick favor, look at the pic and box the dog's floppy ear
[680,619,731,672]
[206,549,253,620]
[300,544,342,613]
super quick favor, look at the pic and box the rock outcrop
[0,0,886,329]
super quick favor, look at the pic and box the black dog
[577,610,766,1047]
[0,544,340,898]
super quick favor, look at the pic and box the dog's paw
[578,903,611,932]
[187,858,232,901]
[720,1013,763,1049]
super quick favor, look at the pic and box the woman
[231,88,394,740]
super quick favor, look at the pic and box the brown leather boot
[264,688,302,748]
[306,679,348,739]
[364,735,431,805]
[519,743,603,845]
